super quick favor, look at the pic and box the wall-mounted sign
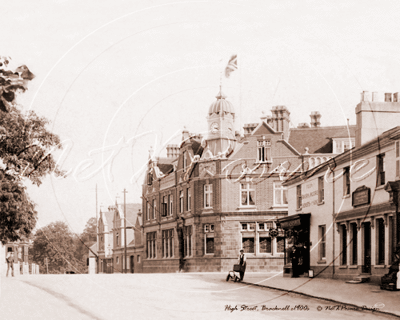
[352,185,370,207]
[279,218,301,229]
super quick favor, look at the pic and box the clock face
[211,122,219,133]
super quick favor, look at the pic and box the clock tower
[204,89,236,158]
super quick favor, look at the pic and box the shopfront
[277,213,310,277]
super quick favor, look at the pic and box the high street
[0,273,396,320]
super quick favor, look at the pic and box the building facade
[282,91,400,284]
[140,89,355,273]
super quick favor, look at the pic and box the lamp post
[123,188,128,274]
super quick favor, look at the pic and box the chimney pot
[385,92,392,102]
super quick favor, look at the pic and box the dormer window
[257,140,271,163]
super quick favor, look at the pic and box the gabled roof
[117,203,141,228]
[88,243,97,257]
[101,210,114,228]
[251,121,276,135]
[288,125,356,154]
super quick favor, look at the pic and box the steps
[346,274,370,284]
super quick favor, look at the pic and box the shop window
[204,224,214,255]
[377,154,385,187]
[183,226,192,257]
[351,223,357,265]
[257,140,272,163]
[162,229,174,258]
[377,218,385,265]
[274,182,288,206]
[241,183,255,206]
[242,237,254,253]
[296,185,302,209]
[318,225,326,260]
[318,176,324,203]
[204,184,213,208]
[146,232,157,259]
[341,225,347,265]
[343,167,350,196]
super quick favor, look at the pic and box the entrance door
[363,222,371,274]
[130,256,134,273]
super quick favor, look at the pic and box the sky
[3,0,400,233]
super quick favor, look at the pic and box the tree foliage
[0,57,64,244]
[31,221,86,274]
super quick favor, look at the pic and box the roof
[284,125,400,186]
[288,125,356,154]
[118,203,141,228]
[88,243,97,257]
[208,90,235,116]
[102,210,114,227]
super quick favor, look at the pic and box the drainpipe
[332,169,335,278]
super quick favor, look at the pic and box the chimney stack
[310,111,321,128]
[356,90,400,147]
[166,144,179,158]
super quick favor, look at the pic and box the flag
[225,55,237,78]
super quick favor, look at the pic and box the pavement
[240,272,400,318]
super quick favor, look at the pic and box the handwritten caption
[225,305,309,312]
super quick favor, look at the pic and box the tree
[31,221,86,274]
[0,56,63,244]
[74,217,97,268]
[81,217,97,243]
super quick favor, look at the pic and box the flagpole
[239,54,242,135]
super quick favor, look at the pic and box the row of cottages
[281,91,400,284]
[97,203,142,273]
[140,88,355,273]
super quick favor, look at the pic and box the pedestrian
[238,249,246,281]
[6,249,14,277]
[290,246,299,277]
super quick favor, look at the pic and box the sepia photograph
[1,0,400,319]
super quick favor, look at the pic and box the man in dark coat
[238,249,247,281]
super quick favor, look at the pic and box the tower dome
[208,89,235,117]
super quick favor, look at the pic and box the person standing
[238,249,247,281]
[6,249,14,277]
[290,246,299,277]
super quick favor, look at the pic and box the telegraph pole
[123,188,128,274]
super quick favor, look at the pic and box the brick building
[140,89,355,273]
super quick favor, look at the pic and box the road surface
[0,273,396,320]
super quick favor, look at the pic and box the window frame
[187,188,191,211]
[179,190,184,214]
[257,140,272,163]
[204,184,213,208]
[273,182,288,207]
[318,225,326,261]
[240,183,255,207]
[376,154,385,187]
[343,167,350,196]
[296,185,302,210]
[146,232,157,259]
[318,176,324,203]
[162,229,174,258]
[204,224,215,255]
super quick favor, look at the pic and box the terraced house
[140,89,355,273]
